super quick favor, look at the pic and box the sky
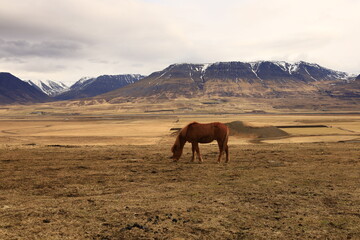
[0,0,359,85]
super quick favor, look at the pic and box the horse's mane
[179,122,198,139]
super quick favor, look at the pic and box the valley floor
[0,112,359,239]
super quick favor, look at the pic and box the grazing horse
[171,122,229,163]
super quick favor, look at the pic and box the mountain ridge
[1,61,358,108]
[0,72,50,104]
[55,74,145,100]
[27,79,69,96]
[97,60,358,103]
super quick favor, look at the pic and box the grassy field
[1,143,360,239]
[1,105,360,239]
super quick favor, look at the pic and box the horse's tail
[222,126,229,152]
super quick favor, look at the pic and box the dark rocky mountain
[0,72,50,104]
[27,79,68,96]
[55,74,145,100]
[356,74,360,80]
[98,61,358,102]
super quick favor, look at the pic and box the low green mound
[226,121,289,139]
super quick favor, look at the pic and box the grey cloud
[0,38,84,59]
[22,62,68,73]
[0,15,89,44]
[1,56,27,64]
[88,59,110,64]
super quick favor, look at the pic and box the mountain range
[97,61,359,102]
[0,73,144,104]
[0,61,359,108]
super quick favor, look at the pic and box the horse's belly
[197,136,214,143]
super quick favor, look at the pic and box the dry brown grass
[1,106,360,239]
[1,143,360,239]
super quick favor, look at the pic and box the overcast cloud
[0,0,359,84]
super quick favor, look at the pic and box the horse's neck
[177,128,188,149]
[178,134,186,148]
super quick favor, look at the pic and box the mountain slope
[98,61,357,102]
[0,72,50,104]
[55,74,145,100]
[27,79,69,96]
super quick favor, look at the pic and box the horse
[171,122,230,163]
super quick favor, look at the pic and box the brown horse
[171,122,230,163]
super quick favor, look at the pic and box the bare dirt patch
[226,121,289,139]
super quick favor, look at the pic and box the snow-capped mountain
[55,74,145,100]
[27,79,69,96]
[69,76,94,91]
[2,62,358,108]
[95,61,359,101]
[70,74,143,91]
[247,61,352,81]
[0,72,50,104]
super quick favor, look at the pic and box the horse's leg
[217,140,224,163]
[225,144,229,163]
[195,142,203,163]
[191,142,196,162]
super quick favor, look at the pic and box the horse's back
[185,122,228,143]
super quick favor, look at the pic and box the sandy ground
[0,113,359,146]
[0,112,360,239]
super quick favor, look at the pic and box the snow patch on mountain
[249,61,262,73]
[245,61,352,81]
[26,79,69,96]
[273,61,289,72]
[70,77,96,90]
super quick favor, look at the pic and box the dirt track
[1,142,360,239]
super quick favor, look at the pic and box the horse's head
[171,143,182,161]
[171,128,187,162]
